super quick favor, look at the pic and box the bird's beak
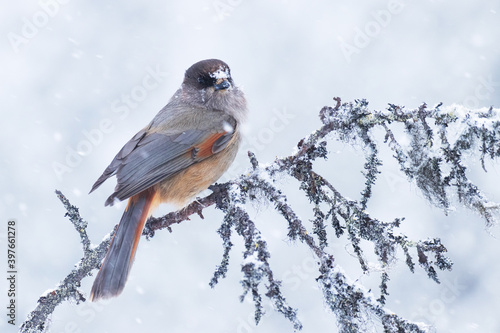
[214,78,231,91]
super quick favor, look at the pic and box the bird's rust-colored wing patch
[194,132,227,158]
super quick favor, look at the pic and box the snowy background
[2,0,500,332]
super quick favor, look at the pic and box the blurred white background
[1,0,500,332]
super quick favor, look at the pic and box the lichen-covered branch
[21,99,499,333]
[20,191,111,333]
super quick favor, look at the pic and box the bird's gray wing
[90,118,237,206]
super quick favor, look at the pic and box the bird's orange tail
[90,189,157,301]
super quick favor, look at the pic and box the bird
[89,59,247,301]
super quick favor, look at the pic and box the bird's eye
[197,76,213,87]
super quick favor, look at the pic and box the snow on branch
[333,100,500,226]
[21,99,499,332]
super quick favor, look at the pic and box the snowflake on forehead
[210,66,230,79]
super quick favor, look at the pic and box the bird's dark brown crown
[183,59,233,89]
